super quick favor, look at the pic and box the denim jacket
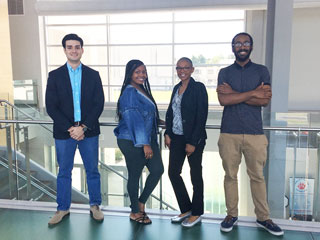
[114,85,157,147]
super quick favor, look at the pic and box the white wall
[289,7,320,111]
[247,7,320,111]
[246,10,267,64]
[9,0,44,108]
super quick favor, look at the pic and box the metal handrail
[1,119,320,132]
[18,103,44,117]
[0,118,177,209]
[0,100,52,133]
[1,117,320,215]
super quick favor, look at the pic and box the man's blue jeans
[55,136,101,210]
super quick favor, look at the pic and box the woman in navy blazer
[165,57,208,228]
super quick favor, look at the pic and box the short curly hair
[231,32,253,47]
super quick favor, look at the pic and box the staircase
[0,148,89,204]
[0,156,55,201]
[0,99,89,204]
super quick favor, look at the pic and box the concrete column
[265,0,293,113]
[264,0,293,219]
[0,0,14,103]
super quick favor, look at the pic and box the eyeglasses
[176,67,192,71]
[233,41,251,48]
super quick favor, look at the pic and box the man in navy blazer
[45,34,105,226]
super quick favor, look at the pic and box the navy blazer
[165,77,208,146]
[45,63,105,139]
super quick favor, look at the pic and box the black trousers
[117,138,164,213]
[168,134,205,216]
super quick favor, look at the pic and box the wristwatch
[82,125,88,132]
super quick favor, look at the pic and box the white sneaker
[181,216,202,228]
[171,212,192,223]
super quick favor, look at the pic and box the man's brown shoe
[48,210,70,226]
[90,205,104,222]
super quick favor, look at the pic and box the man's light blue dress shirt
[67,62,82,122]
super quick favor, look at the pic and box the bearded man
[216,32,284,236]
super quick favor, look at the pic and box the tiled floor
[0,208,318,240]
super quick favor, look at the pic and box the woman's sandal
[130,212,152,225]
[130,216,145,224]
[140,211,152,224]
[140,212,152,225]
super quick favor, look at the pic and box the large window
[43,9,244,105]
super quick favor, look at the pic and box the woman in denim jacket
[114,59,164,224]
[165,57,208,228]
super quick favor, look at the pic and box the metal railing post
[159,128,163,210]
[80,165,86,193]
[4,103,16,199]
[123,168,129,207]
[291,129,299,219]
[6,125,14,198]
[100,149,109,206]
[23,126,32,199]
[16,123,21,151]
[315,133,320,221]
[105,169,109,206]
[139,174,143,200]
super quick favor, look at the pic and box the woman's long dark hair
[116,59,160,122]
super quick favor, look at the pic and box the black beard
[234,49,252,62]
